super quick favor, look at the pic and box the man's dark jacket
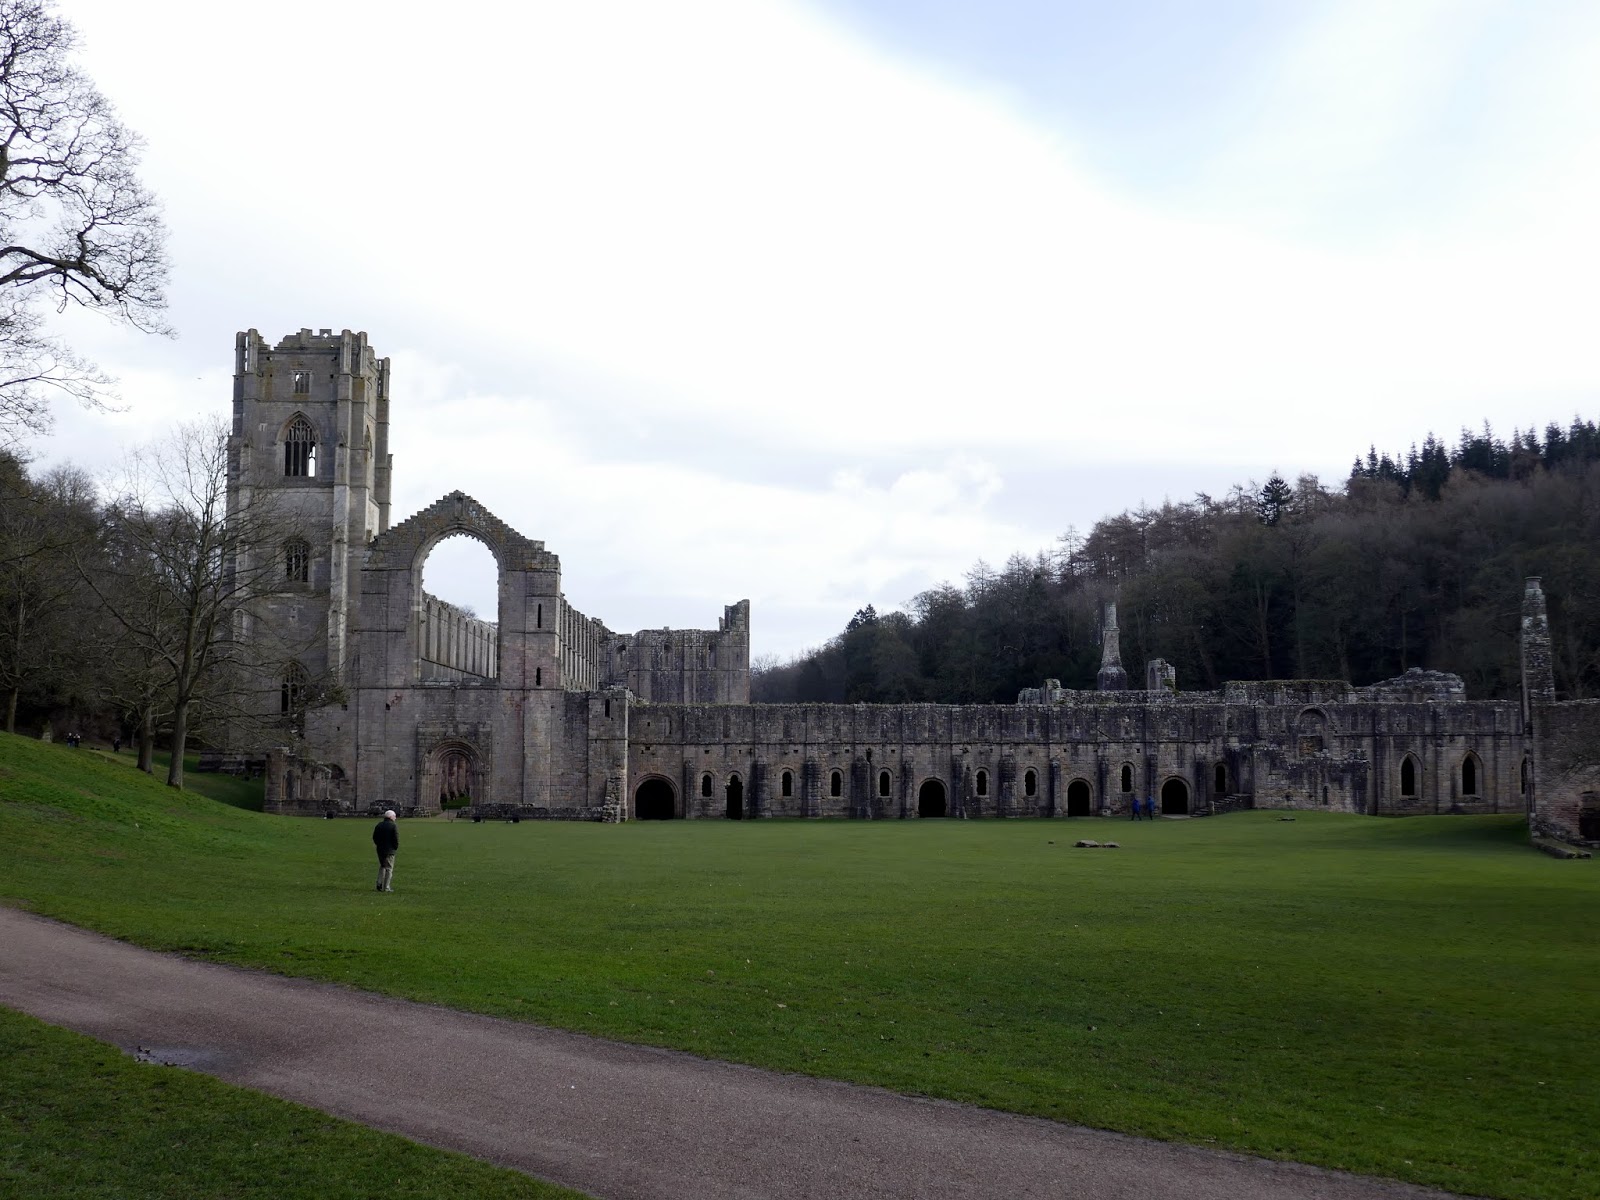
[373,818,399,856]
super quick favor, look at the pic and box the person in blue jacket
[1145,794,1157,820]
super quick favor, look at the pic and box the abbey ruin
[226,329,1596,847]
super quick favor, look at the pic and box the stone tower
[227,328,393,733]
[1096,601,1129,691]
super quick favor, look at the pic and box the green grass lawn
[2,731,1596,1200]
[0,1007,586,1199]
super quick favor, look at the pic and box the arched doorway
[1066,779,1092,817]
[420,739,484,812]
[918,779,947,818]
[1161,777,1189,816]
[634,777,676,820]
[725,776,744,820]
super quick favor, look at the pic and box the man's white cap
[383,810,396,819]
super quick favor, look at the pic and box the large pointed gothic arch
[357,491,561,691]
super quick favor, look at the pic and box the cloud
[31,0,1600,657]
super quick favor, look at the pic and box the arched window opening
[1401,755,1419,797]
[976,769,989,796]
[291,369,311,395]
[284,416,316,477]
[419,533,499,682]
[1214,763,1227,795]
[725,776,744,820]
[284,538,309,583]
[878,770,891,797]
[1024,769,1037,797]
[280,662,308,717]
[1120,763,1133,792]
[781,770,793,797]
[700,773,712,798]
[1462,755,1480,796]
[830,770,842,798]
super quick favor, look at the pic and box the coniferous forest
[752,419,1600,705]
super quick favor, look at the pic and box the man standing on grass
[373,810,399,892]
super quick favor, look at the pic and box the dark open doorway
[1161,777,1190,815]
[635,778,676,820]
[918,779,947,818]
[1066,779,1092,817]
[726,776,744,820]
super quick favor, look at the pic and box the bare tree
[83,418,304,788]
[0,0,169,444]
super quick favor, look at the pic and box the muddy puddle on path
[127,1044,229,1070]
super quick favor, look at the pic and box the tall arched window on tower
[280,662,308,718]
[1461,754,1480,796]
[285,416,316,477]
[1400,754,1419,797]
[284,538,309,583]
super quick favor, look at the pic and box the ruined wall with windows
[419,594,498,681]
[615,604,751,705]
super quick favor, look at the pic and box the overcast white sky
[31,0,1600,658]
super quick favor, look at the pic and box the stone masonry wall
[1530,700,1600,845]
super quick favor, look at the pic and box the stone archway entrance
[420,739,485,812]
[1161,777,1190,816]
[918,779,947,818]
[1066,779,1092,817]
[726,776,744,820]
[635,777,676,820]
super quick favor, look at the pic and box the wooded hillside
[753,420,1600,704]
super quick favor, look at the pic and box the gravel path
[0,907,1467,1200]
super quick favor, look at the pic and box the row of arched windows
[672,751,1517,816]
[1398,753,1489,798]
[699,767,1057,801]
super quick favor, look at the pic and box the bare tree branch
[0,0,169,444]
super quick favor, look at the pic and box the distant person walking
[373,810,399,892]
[1145,794,1157,820]
[1130,795,1141,820]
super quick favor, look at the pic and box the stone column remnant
[1096,602,1129,691]
[1520,577,1555,731]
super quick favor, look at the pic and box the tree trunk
[3,685,15,735]
[137,706,154,774]
[166,699,187,789]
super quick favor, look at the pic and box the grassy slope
[0,1007,585,1199]
[2,732,1596,1200]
